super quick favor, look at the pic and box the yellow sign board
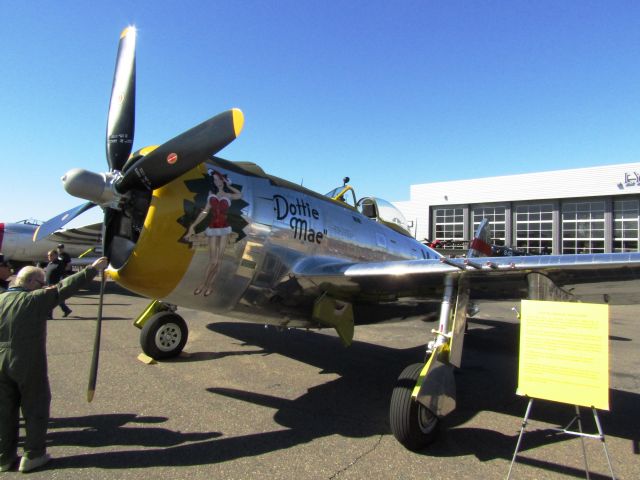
[517,300,609,410]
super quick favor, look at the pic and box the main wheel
[140,312,188,360]
[390,363,440,451]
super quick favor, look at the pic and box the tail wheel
[140,312,188,359]
[390,363,440,451]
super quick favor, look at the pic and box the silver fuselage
[0,221,97,263]
[149,161,441,327]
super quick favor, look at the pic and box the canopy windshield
[373,198,410,232]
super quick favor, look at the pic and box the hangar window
[472,206,506,246]
[561,201,605,254]
[515,204,553,254]
[434,207,464,243]
[614,199,639,252]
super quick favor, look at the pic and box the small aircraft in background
[37,26,640,451]
[0,218,100,266]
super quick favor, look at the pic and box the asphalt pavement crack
[328,434,384,479]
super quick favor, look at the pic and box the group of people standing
[0,245,109,472]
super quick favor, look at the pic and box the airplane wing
[32,201,96,241]
[46,222,102,247]
[291,252,640,305]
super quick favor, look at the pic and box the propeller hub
[62,169,123,208]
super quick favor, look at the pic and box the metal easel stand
[506,398,616,480]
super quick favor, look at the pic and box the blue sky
[1,1,639,224]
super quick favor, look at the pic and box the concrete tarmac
[4,281,639,479]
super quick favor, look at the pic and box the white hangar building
[394,162,640,255]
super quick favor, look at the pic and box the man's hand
[91,257,109,271]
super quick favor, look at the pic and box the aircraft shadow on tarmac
[38,414,223,470]
[201,320,639,468]
[46,414,220,448]
[35,318,638,473]
[169,349,266,362]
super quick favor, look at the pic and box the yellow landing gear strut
[390,275,470,451]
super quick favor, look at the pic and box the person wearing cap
[44,250,72,318]
[0,258,11,292]
[0,257,109,472]
[56,244,72,278]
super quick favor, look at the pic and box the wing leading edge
[292,252,640,305]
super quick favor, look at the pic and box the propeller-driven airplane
[0,218,100,265]
[37,26,640,451]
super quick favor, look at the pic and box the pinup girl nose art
[183,168,244,296]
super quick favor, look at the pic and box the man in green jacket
[0,257,109,472]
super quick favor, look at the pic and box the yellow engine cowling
[108,165,205,299]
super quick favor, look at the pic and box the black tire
[390,363,440,451]
[140,312,188,360]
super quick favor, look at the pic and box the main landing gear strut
[390,275,470,451]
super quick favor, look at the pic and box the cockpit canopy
[325,183,410,236]
[325,185,357,207]
[15,219,42,226]
[358,197,410,234]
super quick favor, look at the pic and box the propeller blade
[115,108,244,193]
[87,271,106,402]
[106,26,136,172]
[33,202,96,242]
